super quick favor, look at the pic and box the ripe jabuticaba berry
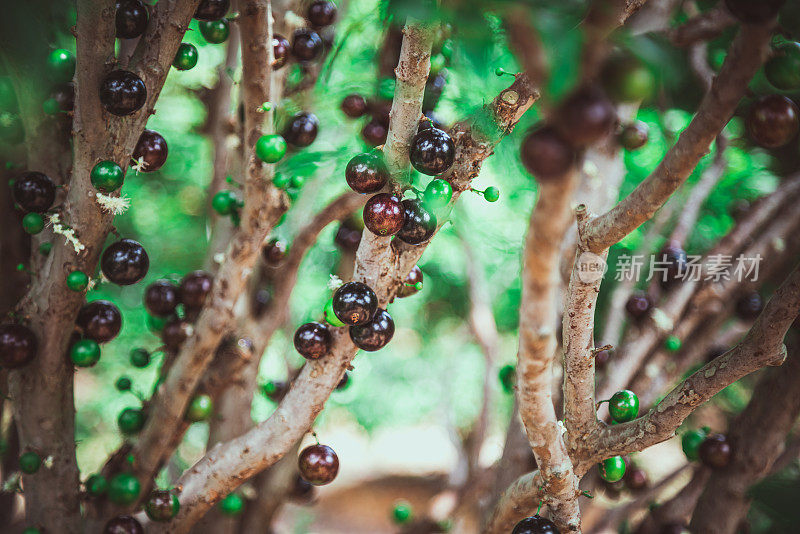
[307,0,337,27]
[12,172,56,213]
[345,152,388,194]
[334,218,362,251]
[144,280,179,317]
[423,73,447,114]
[332,281,378,326]
[397,265,423,298]
[0,323,37,369]
[747,94,799,148]
[199,19,230,44]
[699,433,732,469]
[363,193,404,236]
[555,86,617,147]
[724,0,785,24]
[99,70,147,116]
[298,443,339,485]
[624,466,648,491]
[511,515,560,534]
[361,119,388,146]
[145,489,180,522]
[409,127,455,176]
[765,42,800,91]
[194,0,229,21]
[370,100,392,126]
[341,94,367,118]
[272,34,290,69]
[291,28,323,62]
[262,239,287,265]
[77,300,122,343]
[625,291,653,320]
[735,292,763,320]
[162,316,192,352]
[283,111,319,147]
[520,126,576,180]
[619,121,649,150]
[397,199,436,245]
[103,515,144,534]
[349,308,394,351]
[179,270,213,310]
[102,239,149,285]
[294,322,331,359]
[115,0,149,39]
[132,129,168,172]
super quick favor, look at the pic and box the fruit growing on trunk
[76,300,122,343]
[291,28,323,62]
[520,126,576,180]
[194,0,229,21]
[332,281,378,325]
[294,322,332,360]
[397,265,423,298]
[102,239,150,285]
[179,270,213,309]
[173,43,199,71]
[608,390,639,423]
[199,19,230,44]
[99,70,147,116]
[255,134,287,163]
[117,407,145,435]
[396,199,436,245]
[346,152,388,193]
[512,515,560,534]
[341,94,367,118]
[283,111,319,147]
[746,94,799,148]
[699,433,732,469]
[409,127,455,175]
[619,121,649,150]
[115,0,148,39]
[103,515,143,534]
[307,1,337,27]
[19,451,41,474]
[132,129,168,172]
[145,489,180,522]
[363,193,404,236]
[186,394,213,422]
[108,473,141,505]
[298,443,339,485]
[70,338,101,367]
[144,280,179,317]
[90,160,125,192]
[599,456,626,482]
[555,86,617,147]
[349,308,395,351]
[12,172,56,213]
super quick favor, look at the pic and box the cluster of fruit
[682,427,732,469]
[512,514,560,533]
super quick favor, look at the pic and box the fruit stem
[494,67,517,78]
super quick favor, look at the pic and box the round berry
[65,270,89,292]
[186,394,213,422]
[624,466,648,491]
[22,213,45,234]
[699,433,732,469]
[194,0,229,21]
[19,451,41,474]
[90,160,125,192]
[108,472,141,505]
[130,348,150,368]
[724,0,784,23]
[219,493,244,516]
[199,18,229,44]
[101,239,149,285]
[363,193,404,236]
[483,185,500,202]
[212,190,238,216]
[162,317,192,352]
[498,363,515,393]
[555,86,617,147]
[291,28,323,62]
[294,322,331,360]
[346,152,388,193]
[625,291,652,320]
[392,500,412,524]
[46,49,76,84]
[681,428,708,462]
[0,324,37,369]
[747,94,799,148]
[601,56,655,103]
[144,280,179,317]
[12,172,56,213]
[283,111,319,147]
[145,489,180,522]
[272,34,290,69]
[599,456,626,482]
[70,338,101,367]
[324,297,346,327]
[396,265,422,298]
[179,270,213,309]
[298,443,339,485]
[619,121,649,150]
[664,335,682,352]
[77,300,122,342]
[349,307,394,351]
[766,42,800,91]
[409,127,455,176]
[341,94,367,118]
[115,376,132,391]
[735,292,763,320]
[86,474,108,497]
[397,199,436,245]
[115,0,149,39]
[173,43,198,71]
[272,172,291,189]
[132,129,168,172]
[361,119,388,146]
[99,70,147,116]
[117,407,145,435]
[255,134,287,163]
[422,178,453,210]
[371,100,392,126]
[520,126,576,180]
[334,219,362,251]
[103,515,143,534]
[332,281,378,326]
[512,515,559,534]
[307,0,337,27]
[609,390,639,423]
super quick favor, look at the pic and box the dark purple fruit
[724,0,785,24]
[103,515,144,534]
[332,281,378,326]
[307,0,337,27]
[283,112,319,147]
[345,153,388,194]
[397,199,436,245]
[101,239,149,285]
[735,292,762,320]
[625,291,653,320]
[520,126,576,180]
[293,322,331,360]
[619,121,649,150]
[179,270,213,310]
[262,239,287,265]
[341,94,367,118]
[194,0,229,21]
[363,193,404,236]
[555,86,617,147]
[747,95,799,148]
[409,127,455,176]
[511,515,560,534]
[361,119,388,146]
[99,70,147,116]
[291,28,323,62]
[132,129,168,172]
[349,308,394,351]
[370,100,392,126]
[144,280,179,317]
[76,300,122,343]
[334,219,362,251]
[624,466,648,490]
[272,34,290,69]
[162,316,192,352]
[0,323,37,369]
[699,433,732,469]
[595,348,610,368]
[298,444,339,485]
[396,265,422,298]
[144,489,179,522]
[13,172,56,213]
[115,0,149,39]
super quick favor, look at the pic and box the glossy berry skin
[199,19,229,44]
[555,86,617,147]
[194,0,229,21]
[99,70,147,116]
[735,292,763,320]
[511,515,560,534]
[392,500,412,524]
[115,0,149,39]
[362,119,388,146]
[681,428,708,461]
[307,1,337,27]
[293,322,332,360]
[341,94,367,118]
[132,129,168,172]
[145,280,179,317]
[22,213,45,234]
[724,0,785,24]
[625,291,652,320]
[86,474,108,496]
[598,456,626,482]
[0,324,38,369]
[520,126,576,180]
[102,239,149,285]
[212,190,237,215]
[283,112,319,147]
[130,348,150,368]
[162,317,192,352]
[103,515,143,534]
[115,376,132,391]
[345,153,388,193]
[46,49,76,84]
[747,95,799,148]
[66,270,89,292]
[255,134,287,163]
[350,308,394,351]
[77,300,122,343]
[13,172,56,213]
[422,178,453,210]
[117,408,145,435]
[619,121,649,150]
[397,199,436,245]
[699,433,732,469]
[298,444,339,485]
[91,160,125,192]
[609,390,639,423]
[272,35,290,69]
[186,394,213,422]
[397,265,423,298]
[219,493,244,516]
[70,339,101,367]
[363,193,404,236]
[19,451,41,474]
[291,28,324,62]
[624,466,648,491]
[334,221,362,252]
[332,281,378,326]
[173,43,198,71]
[765,42,800,91]
[108,473,141,505]
[179,270,213,309]
[145,489,180,522]
[409,127,455,176]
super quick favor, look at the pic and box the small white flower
[327,274,343,290]
[95,192,130,215]
[651,308,674,332]
[43,456,54,469]
[48,214,86,253]
[130,156,148,174]
[557,420,567,436]
[213,253,226,264]
[2,472,20,492]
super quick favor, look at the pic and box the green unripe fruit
[324,297,346,327]
[601,56,654,103]
[116,376,132,391]
[70,339,101,367]
[290,174,306,189]
[199,19,230,44]
[85,473,108,496]
[212,189,237,215]
[272,172,291,189]
[681,428,708,462]
[130,347,151,367]
[765,42,800,91]
[117,407,145,435]
[22,213,45,234]
[608,389,639,423]
[19,451,42,474]
[498,363,515,394]
[186,394,213,422]
[484,186,500,202]
[38,242,52,255]
[46,48,76,84]
[219,493,244,516]
[22,528,41,534]
[66,270,89,292]
[108,472,141,505]
[392,500,413,524]
[173,43,199,71]
[255,134,287,163]
[664,335,682,352]
[598,456,626,482]
[422,179,453,210]
[43,98,61,115]
[90,160,124,193]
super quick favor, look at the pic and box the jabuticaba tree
[1,0,800,533]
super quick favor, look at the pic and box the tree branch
[485,471,545,534]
